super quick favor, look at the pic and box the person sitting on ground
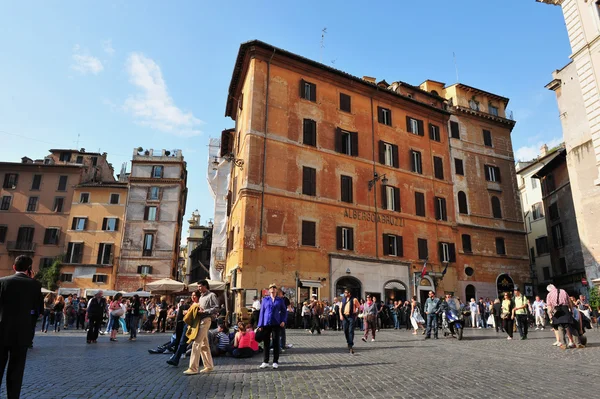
[212,324,230,356]
[231,322,259,358]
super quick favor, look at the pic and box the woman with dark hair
[41,293,55,333]
[157,296,169,333]
[53,296,65,333]
[129,295,141,341]
[109,293,124,342]
[231,322,258,358]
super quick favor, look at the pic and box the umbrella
[123,291,152,297]
[41,287,53,294]
[146,278,185,293]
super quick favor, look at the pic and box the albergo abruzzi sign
[343,209,404,227]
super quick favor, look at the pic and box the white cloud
[124,53,202,137]
[515,136,563,161]
[70,45,104,75]
[102,40,115,56]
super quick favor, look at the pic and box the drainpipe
[370,96,379,258]
[259,49,276,241]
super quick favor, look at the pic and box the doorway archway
[384,280,407,304]
[417,276,434,305]
[496,274,514,299]
[335,276,362,300]
[465,284,476,302]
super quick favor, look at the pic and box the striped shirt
[546,288,569,308]
[216,332,230,349]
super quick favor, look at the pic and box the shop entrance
[335,276,362,300]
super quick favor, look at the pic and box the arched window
[491,196,502,219]
[458,191,468,214]
[431,90,439,96]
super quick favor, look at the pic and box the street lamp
[212,153,245,170]
[367,172,388,191]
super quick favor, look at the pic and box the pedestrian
[0,255,43,399]
[501,292,514,340]
[166,298,192,367]
[403,301,411,331]
[358,299,365,331]
[53,296,65,333]
[492,298,502,332]
[392,301,401,330]
[477,298,486,328]
[157,296,168,333]
[339,288,360,354]
[108,293,124,342]
[146,298,157,333]
[532,296,546,330]
[301,301,310,330]
[183,280,219,375]
[330,297,340,331]
[512,287,529,340]
[410,296,425,335]
[361,295,377,342]
[129,295,141,341]
[77,298,87,330]
[251,296,261,328]
[546,284,575,349]
[258,283,287,369]
[41,293,54,333]
[86,291,106,344]
[309,297,323,335]
[424,291,440,339]
[469,298,478,328]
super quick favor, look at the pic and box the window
[455,158,464,175]
[56,175,68,191]
[381,185,400,211]
[484,165,501,182]
[1,196,11,210]
[39,258,53,269]
[415,192,426,217]
[301,221,316,247]
[411,150,423,174]
[340,175,353,203]
[144,206,158,221]
[379,141,399,167]
[152,165,164,178]
[483,130,493,147]
[450,121,460,139]
[559,257,567,274]
[227,229,234,253]
[552,224,564,248]
[340,93,351,113]
[92,274,108,284]
[336,129,358,156]
[27,197,38,212]
[102,218,119,231]
[433,156,444,180]
[53,197,64,213]
[462,234,472,253]
[31,175,42,190]
[378,107,392,126]
[300,80,317,102]
[109,193,120,204]
[148,187,160,200]
[43,228,60,245]
[59,152,71,162]
[302,167,316,196]
[0,226,7,243]
[439,242,456,262]
[536,236,549,255]
[429,124,440,142]
[91,156,98,166]
[3,173,18,189]
[59,274,73,282]
[71,217,87,231]
[549,203,559,221]
[491,196,502,219]
[65,242,84,263]
[80,193,90,203]
[75,155,84,164]
[337,227,354,251]
[383,234,403,257]
[418,238,428,260]
[16,227,34,246]
[496,238,506,255]
[531,177,538,189]
[488,104,499,116]
[137,265,153,275]
[542,174,556,195]
[303,119,317,146]
[530,248,536,264]
[406,116,424,136]
[532,202,544,220]
[435,197,447,221]
[458,191,468,214]
[543,267,551,281]
[143,233,154,256]
[97,243,113,265]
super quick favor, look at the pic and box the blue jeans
[169,325,188,365]
[343,317,355,348]
[42,310,51,331]
[54,313,63,331]
[426,313,438,337]
[478,315,486,328]
[130,316,139,338]
[392,313,399,329]
[110,316,120,332]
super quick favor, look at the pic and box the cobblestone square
[7,327,600,399]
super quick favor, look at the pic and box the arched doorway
[496,274,514,299]
[335,276,362,300]
[384,280,407,304]
[417,276,434,305]
[465,284,476,302]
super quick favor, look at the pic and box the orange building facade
[222,41,529,312]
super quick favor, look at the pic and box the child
[214,324,230,356]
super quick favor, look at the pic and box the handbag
[254,328,266,343]
[111,308,124,317]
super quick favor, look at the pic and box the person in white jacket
[532,296,546,330]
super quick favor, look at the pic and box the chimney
[540,144,549,157]
[21,157,33,164]
[362,76,376,84]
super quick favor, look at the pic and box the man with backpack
[339,288,360,354]
[512,286,529,340]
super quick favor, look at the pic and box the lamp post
[367,172,388,191]
[212,153,245,170]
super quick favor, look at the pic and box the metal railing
[7,241,36,252]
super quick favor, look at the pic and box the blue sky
[0,0,571,229]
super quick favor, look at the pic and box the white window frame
[486,165,499,182]
[384,143,393,166]
[104,218,118,232]
[410,118,419,135]
[149,186,160,200]
[441,242,450,263]
[147,206,157,221]
[92,274,108,284]
[386,186,396,211]
[304,82,312,100]
[341,131,352,155]
[531,177,537,189]
[389,235,398,256]
[412,151,422,174]
[381,108,391,125]
[98,243,113,265]
[80,192,90,204]
[341,228,351,250]
[66,242,84,263]
[139,265,152,275]
[74,217,87,231]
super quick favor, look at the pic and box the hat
[312,293,317,297]
[268,283,277,289]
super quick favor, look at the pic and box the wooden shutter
[67,242,73,262]
[449,243,456,262]
[484,165,490,181]
[137,265,142,274]
[455,158,464,175]
[378,107,384,124]
[450,121,460,138]
[434,157,444,180]
[347,228,354,250]
[300,79,306,99]
[418,239,428,260]
[393,187,401,212]
[227,191,232,216]
[441,198,447,220]
[83,218,87,230]
[381,184,387,209]
[336,227,343,249]
[144,206,150,220]
[435,197,441,220]
[341,176,352,203]
[410,150,416,172]
[44,229,51,244]
[383,234,390,255]
[303,119,316,146]
[495,167,502,183]
[396,236,404,257]
[102,218,107,230]
[71,218,76,230]
[438,242,445,262]
[335,128,342,153]
[406,116,412,133]
[429,124,435,140]
[310,83,316,102]
[415,192,425,217]
[350,132,358,156]
[379,141,386,164]
[114,219,119,231]
[417,120,424,136]
[302,221,316,246]
[340,93,351,112]
[483,130,492,146]
[97,244,103,265]
[303,167,316,196]
[392,145,399,168]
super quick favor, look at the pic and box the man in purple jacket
[257,283,287,369]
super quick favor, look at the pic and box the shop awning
[300,280,322,288]
[58,288,81,296]
[85,289,118,297]
[384,281,406,290]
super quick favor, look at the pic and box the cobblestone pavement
[7,326,600,399]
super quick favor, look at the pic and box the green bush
[589,286,600,310]
[35,258,62,290]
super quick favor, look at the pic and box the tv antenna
[453,52,459,83]
[320,27,327,63]
[75,133,80,149]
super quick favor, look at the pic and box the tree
[35,258,62,290]
[589,286,600,310]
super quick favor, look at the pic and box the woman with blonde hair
[53,296,65,333]
[41,293,55,333]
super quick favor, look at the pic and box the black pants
[77,313,86,330]
[0,345,28,399]
[157,311,167,332]
[251,311,260,328]
[516,314,528,338]
[146,314,156,331]
[262,325,281,363]
[310,315,321,334]
[503,318,514,338]
[494,315,502,332]
[87,316,102,342]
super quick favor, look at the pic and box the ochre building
[222,40,529,312]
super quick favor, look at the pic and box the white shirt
[252,300,261,311]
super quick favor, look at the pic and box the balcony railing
[7,241,36,252]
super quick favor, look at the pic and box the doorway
[384,281,407,304]
[465,284,476,302]
[335,276,362,300]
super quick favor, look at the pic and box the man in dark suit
[0,255,43,399]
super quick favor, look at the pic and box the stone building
[221,40,529,312]
[116,148,187,291]
[538,0,600,284]
[184,210,212,284]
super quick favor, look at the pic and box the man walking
[512,287,529,340]
[86,291,106,344]
[339,289,360,354]
[258,283,287,369]
[532,296,546,330]
[309,296,322,335]
[0,255,42,399]
[424,291,440,339]
[251,296,261,328]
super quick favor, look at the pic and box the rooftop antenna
[453,52,459,83]
[75,133,80,149]
[320,27,327,63]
